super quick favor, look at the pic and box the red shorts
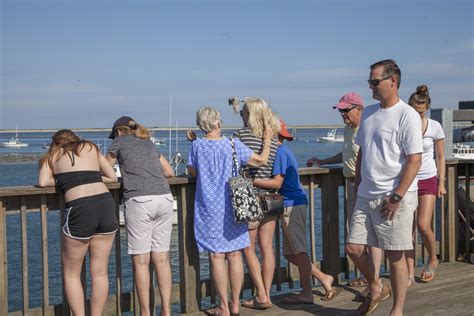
[417,176,438,196]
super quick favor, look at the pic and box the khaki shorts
[347,191,418,251]
[281,204,307,255]
[124,194,174,255]
[345,180,356,230]
[248,212,279,230]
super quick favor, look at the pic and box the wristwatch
[391,192,403,202]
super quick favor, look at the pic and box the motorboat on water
[0,130,29,148]
[453,144,474,160]
[316,129,344,143]
[150,136,166,145]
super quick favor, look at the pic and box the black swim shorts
[63,192,118,239]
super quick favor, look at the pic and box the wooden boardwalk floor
[187,262,474,315]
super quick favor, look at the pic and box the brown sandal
[241,296,272,310]
[321,288,343,301]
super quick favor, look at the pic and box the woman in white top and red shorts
[406,85,446,285]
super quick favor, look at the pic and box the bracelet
[438,177,446,181]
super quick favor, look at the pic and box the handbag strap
[229,137,239,177]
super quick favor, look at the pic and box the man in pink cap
[307,92,364,221]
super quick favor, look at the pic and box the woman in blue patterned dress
[187,106,273,316]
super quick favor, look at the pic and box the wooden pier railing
[0,160,472,315]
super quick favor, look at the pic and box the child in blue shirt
[254,120,342,304]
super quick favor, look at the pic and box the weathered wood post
[431,108,453,158]
[320,169,340,281]
[177,179,201,313]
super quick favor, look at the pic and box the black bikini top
[54,170,103,192]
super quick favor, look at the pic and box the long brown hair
[39,129,99,170]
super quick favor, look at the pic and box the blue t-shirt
[272,144,307,207]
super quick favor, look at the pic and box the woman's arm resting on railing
[253,174,284,190]
[160,155,175,178]
[38,162,55,187]
[106,153,117,167]
[99,153,118,183]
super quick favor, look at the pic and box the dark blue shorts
[63,192,118,239]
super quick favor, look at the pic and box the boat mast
[169,96,172,162]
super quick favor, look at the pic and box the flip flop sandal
[321,288,343,301]
[420,264,437,282]
[347,277,368,287]
[241,296,272,310]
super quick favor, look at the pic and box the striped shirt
[233,128,279,192]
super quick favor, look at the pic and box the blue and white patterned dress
[187,137,253,253]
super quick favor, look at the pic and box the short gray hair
[196,106,221,133]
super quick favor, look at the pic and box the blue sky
[1,0,473,129]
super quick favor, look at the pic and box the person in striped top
[234,98,281,310]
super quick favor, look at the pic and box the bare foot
[319,274,334,292]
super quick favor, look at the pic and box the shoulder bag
[228,138,264,223]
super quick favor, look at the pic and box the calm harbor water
[1,128,345,313]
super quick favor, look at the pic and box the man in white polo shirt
[346,59,422,315]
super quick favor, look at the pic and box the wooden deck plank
[184,262,474,315]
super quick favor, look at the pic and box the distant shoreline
[0,153,43,164]
[0,125,344,133]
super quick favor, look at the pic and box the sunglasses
[338,105,358,114]
[367,76,391,87]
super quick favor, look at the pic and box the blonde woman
[106,116,175,316]
[234,98,280,309]
[38,129,118,316]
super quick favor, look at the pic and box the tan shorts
[347,191,418,251]
[345,180,356,230]
[124,194,174,255]
[248,212,279,230]
[281,204,307,255]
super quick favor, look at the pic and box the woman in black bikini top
[38,129,117,316]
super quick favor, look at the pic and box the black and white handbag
[228,138,264,223]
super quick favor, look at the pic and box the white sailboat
[316,129,344,143]
[1,128,29,148]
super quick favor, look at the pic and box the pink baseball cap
[333,92,364,110]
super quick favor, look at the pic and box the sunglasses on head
[338,105,358,114]
[367,76,391,87]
